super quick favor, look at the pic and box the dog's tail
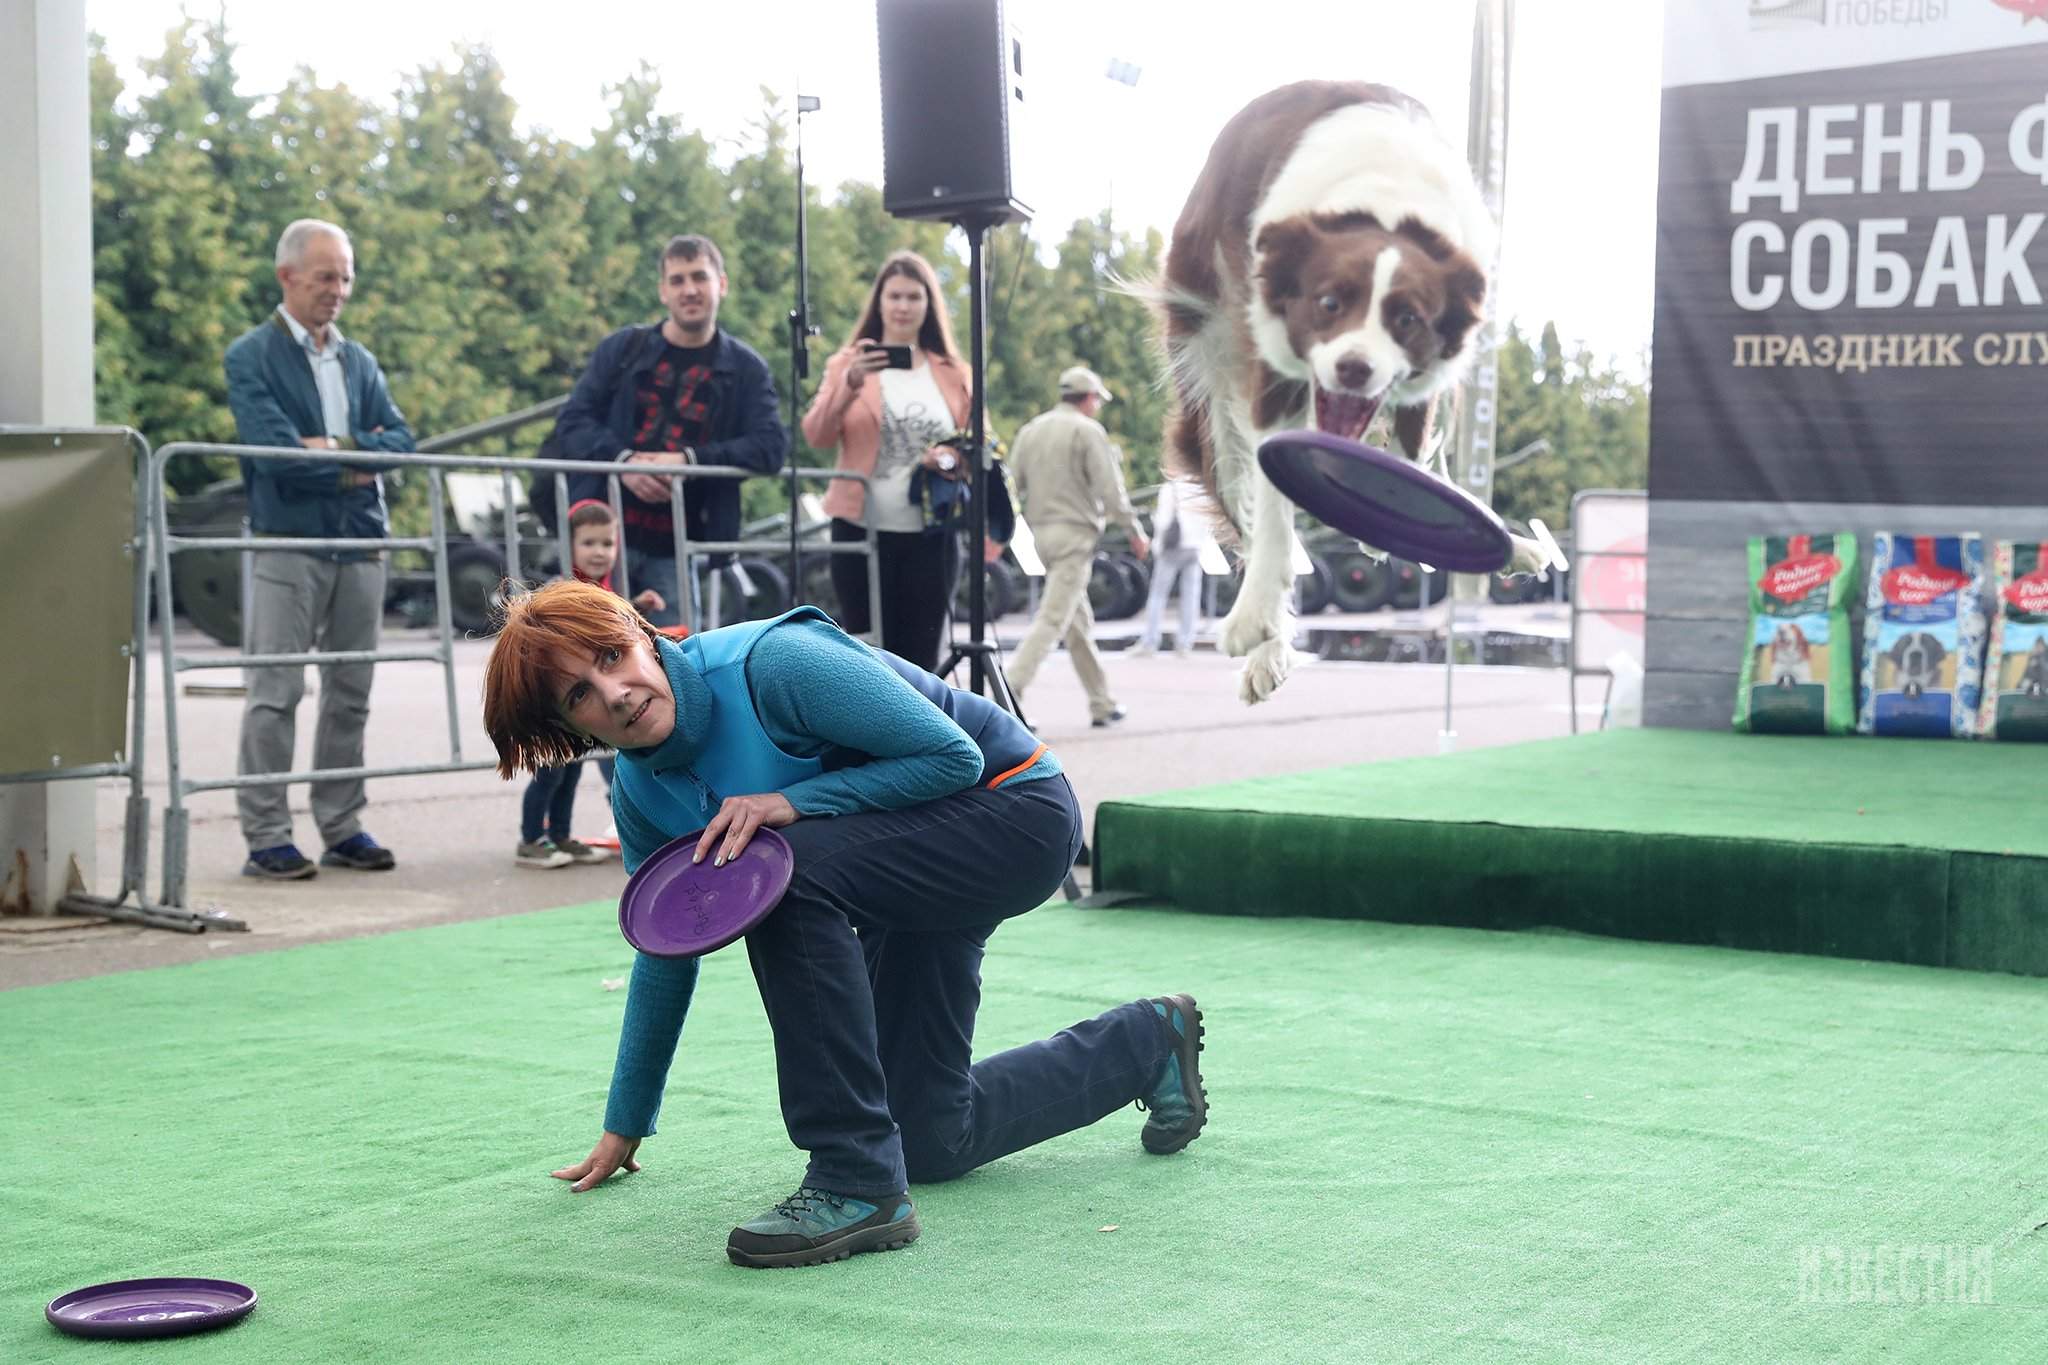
[1113,268,1245,551]
[1107,267,1215,345]
[1103,267,1196,313]
[1115,268,1224,472]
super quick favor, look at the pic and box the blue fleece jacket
[600,614,1059,1137]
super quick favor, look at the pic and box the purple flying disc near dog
[46,1278,257,1340]
[1257,429,1513,574]
[618,827,794,958]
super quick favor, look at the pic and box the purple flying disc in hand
[1257,429,1513,574]
[46,1278,257,1340]
[618,827,794,958]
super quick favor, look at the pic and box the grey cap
[1058,365,1113,402]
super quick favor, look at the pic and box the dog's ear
[1435,260,1488,359]
[1393,217,1457,262]
[1255,218,1321,303]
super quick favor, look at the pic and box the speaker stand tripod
[934,213,1084,902]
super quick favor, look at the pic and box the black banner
[1650,42,2048,505]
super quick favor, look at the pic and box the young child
[564,498,668,615]
[515,501,667,868]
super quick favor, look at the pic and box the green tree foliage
[1490,321,1650,535]
[977,214,1166,486]
[580,69,729,341]
[97,19,260,490]
[87,35,143,431]
[89,20,1647,532]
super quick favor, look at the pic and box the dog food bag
[1734,532,1858,735]
[1977,540,2048,742]
[1856,532,1987,738]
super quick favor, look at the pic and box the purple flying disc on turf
[1257,429,1513,574]
[618,827,794,958]
[46,1278,257,1340]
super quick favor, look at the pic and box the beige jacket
[1007,402,1140,539]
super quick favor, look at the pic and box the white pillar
[0,0,100,914]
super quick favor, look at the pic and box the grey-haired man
[223,218,412,879]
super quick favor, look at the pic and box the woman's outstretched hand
[552,1132,642,1193]
[694,792,798,867]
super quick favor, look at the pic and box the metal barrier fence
[0,427,221,930]
[145,439,879,917]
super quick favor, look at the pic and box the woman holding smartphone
[802,250,972,672]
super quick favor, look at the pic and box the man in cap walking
[1003,365,1149,726]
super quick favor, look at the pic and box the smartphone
[881,345,914,369]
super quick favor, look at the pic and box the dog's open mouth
[1313,386,1382,443]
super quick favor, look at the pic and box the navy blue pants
[521,762,583,844]
[747,774,1174,1197]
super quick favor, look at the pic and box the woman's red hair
[482,579,661,778]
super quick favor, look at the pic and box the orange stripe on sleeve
[985,743,1049,790]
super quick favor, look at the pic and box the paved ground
[1,601,1599,988]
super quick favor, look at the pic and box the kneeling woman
[482,581,1207,1268]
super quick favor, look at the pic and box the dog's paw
[1219,601,1277,659]
[1220,595,1296,701]
[1504,534,1553,579]
[1236,637,1295,704]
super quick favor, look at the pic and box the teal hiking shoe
[1138,993,1208,1155]
[726,1187,921,1269]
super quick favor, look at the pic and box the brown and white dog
[1768,622,1813,686]
[1159,80,1539,703]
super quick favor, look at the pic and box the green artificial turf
[5,900,2044,1363]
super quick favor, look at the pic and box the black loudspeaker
[878,0,1031,223]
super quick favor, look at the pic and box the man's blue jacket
[550,324,787,556]
[223,312,415,553]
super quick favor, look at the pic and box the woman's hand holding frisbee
[694,793,797,868]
